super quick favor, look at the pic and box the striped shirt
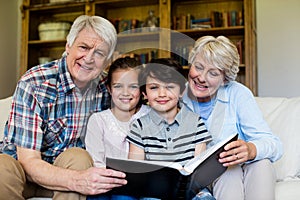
[127,105,212,166]
[4,56,110,163]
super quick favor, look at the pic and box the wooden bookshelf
[20,0,257,94]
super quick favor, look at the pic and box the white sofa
[1,96,300,199]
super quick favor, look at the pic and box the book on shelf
[118,19,132,33]
[228,10,242,27]
[237,11,244,26]
[191,18,211,24]
[211,11,223,27]
[172,45,190,66]
[190,18,212,29]
[186,13,192,30]
[111,18,142,34]
[180,14,187,30]
[191,24,212,29]
[229,11,237,26]
[222,11,229,27]
[236,40,243,64]
[106,133,238,199]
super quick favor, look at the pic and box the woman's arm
[218,83,283,165]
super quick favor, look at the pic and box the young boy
[127,58,214,199]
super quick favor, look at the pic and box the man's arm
[17,147,127,195]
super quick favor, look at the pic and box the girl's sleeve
[85,113,106,167]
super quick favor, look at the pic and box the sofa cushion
[255,97,300,181]
[275,180,300,200]
[0,96,12,140]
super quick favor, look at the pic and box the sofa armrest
[0,96,12,140]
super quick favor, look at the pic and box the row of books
[110,19,142,34]
[113,50,159,64]
[113,38,242,67]
[172,45,191,66]
[110,10,242,33]
[172,10,243,30]
[214,10,244,27]
[172,39,243,66]
[110,18,160,34]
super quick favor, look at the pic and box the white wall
[0,0,21,99]
[257,0,300,97]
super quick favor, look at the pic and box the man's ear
[65,43,70,55]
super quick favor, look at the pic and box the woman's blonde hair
[188,35,240,82]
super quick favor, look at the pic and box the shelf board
[94,0,159,8]
[28,39,66,47]
[25,2,86,11]
[118,31,159,42]
[172,0,243,4]
[176,26,244,37]
[28,31,160,46]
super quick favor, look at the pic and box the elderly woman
[182,35,283,200]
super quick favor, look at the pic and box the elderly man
[0,15,127,200]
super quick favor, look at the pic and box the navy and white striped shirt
[127,105,212,166]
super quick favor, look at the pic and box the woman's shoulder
[226,81,249,90]
[225,81,254,97]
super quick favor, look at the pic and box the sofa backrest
[255,97,300,181]
[1,96,299,182]
[0,96,12,140]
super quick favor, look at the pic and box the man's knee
[0,154,26,198]
[53,147,93,170]
[0,154,25,180]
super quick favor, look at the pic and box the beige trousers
[0,147,93,200]
[212,159,276,200]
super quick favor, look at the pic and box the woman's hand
[218,139,257,167]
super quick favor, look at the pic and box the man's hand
[73,167,127,195]
[17,147,127,195]
[218,139,257,167]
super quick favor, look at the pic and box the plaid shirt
[4,56,110,163]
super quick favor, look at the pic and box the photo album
[106,133,238,199]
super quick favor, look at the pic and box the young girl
[127,58,214,200]
[85,57,150,200]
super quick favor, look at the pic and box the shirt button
[166,127,170,131]
[168,138,171,141]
